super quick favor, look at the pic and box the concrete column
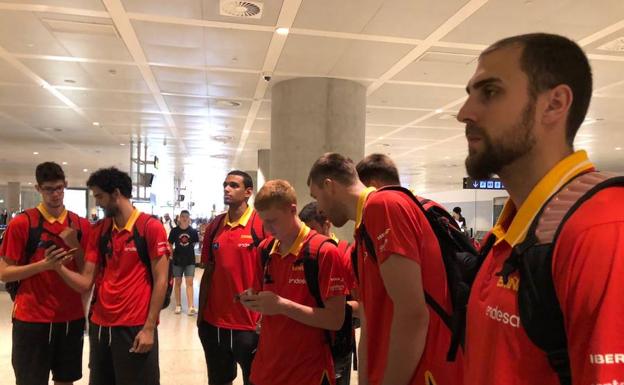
[257,149,270,189]
[7,182,20,216]
[271,78,366,240]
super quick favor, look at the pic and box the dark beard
[103,205,118,218]
[465,101,536,179]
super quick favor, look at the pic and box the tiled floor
[0,270,359,385]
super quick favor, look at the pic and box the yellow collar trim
[113,208,140,233]
[493,150,594,247]
[355,187,376,229]
[271,223,311,258]
[330,233,339,243]
[225,205,253,228]
[37,203,67,224]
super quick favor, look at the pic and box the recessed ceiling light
[83,168,88,172]
[276,27,290,35]
[28,182,32,185]
[62,161,68,165]
[435,108,444,114]
[120,143,126,146]
[616,147,622,151]
[0,199,4,203]
[92,122,100,126]
[211,135,234,143]
[210,154,231,159]
[26,43,35,48]
[215,99,242,108]
[33,151,39,155]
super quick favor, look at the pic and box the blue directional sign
[463,177,506,190]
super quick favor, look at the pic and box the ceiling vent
[211,135,234,143]
[41,18,119,37]
[418,51,477,65]
[210,154,231,159]
[220,0,263,19]
[597,37,624,52]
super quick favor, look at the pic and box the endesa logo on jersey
[485,305,520,328]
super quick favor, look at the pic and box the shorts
[12,318,85,385]
[172,264,195,278]
[198,322,258,385]
[89,321,160,385]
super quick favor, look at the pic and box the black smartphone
[37,240,56,249]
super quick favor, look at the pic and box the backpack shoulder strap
[510,171,623,385]
[95,217,114,272]
[259,237,277,286]
[206,213,226,262]
[65,211,83,242]
[249,210,264,247]
[298,234,337,309]
[133,213,153,278]
[24,208,44,260]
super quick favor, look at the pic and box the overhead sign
[463,177,506,190]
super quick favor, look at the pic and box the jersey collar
[355,187,376,230]
[270,223,311,258]
[492,150,595,247]
[225,205,253,228]
[113,208,140,233]
[37,203,67,224]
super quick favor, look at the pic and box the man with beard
[197,170,265,385]
[55,167,170,385]
[458,33,624,384]
[0,162,90,385]
[308,153,462,385]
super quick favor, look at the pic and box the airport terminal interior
[0,0,623,384]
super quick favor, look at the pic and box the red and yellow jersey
[86,210,170,326]
[355,187,462,385]
[200,206,265,330]
[1,204,90,322]
[465,150,624,385]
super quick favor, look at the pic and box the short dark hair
[227,170,253,189]
[307,153,358,187]
[453,207,462,215]
[86,167,133,198]
[35,162,65,185]
[180,210,190,216]
[298,202,327,224]
[482,33,592,146]
[356,153,400,186]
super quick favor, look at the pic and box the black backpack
[3,208,83,301]
[354,186,484,361]
[260,233,356,363]
[488,171,624,385]
[96,213,173,309]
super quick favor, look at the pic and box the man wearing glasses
[0,161,90,385]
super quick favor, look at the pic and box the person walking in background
[168,209,200,315]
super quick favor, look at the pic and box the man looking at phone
[0,161,90,385]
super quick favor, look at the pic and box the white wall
[424,189,509,233]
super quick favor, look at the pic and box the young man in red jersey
[308,153,462,385]
[458,33,624,385]
[298,201,358,385]
[0,162,90,385]
[197,170,265,385]
[240,179,349,385]
[54,167,170,385]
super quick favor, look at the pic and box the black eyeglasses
[40,185,65,194]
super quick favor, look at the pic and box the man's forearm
[0,260,46,283]
[381,310,429,385]
[144,271,167,330]
[56,265,93,293]
[280,297,345,330]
